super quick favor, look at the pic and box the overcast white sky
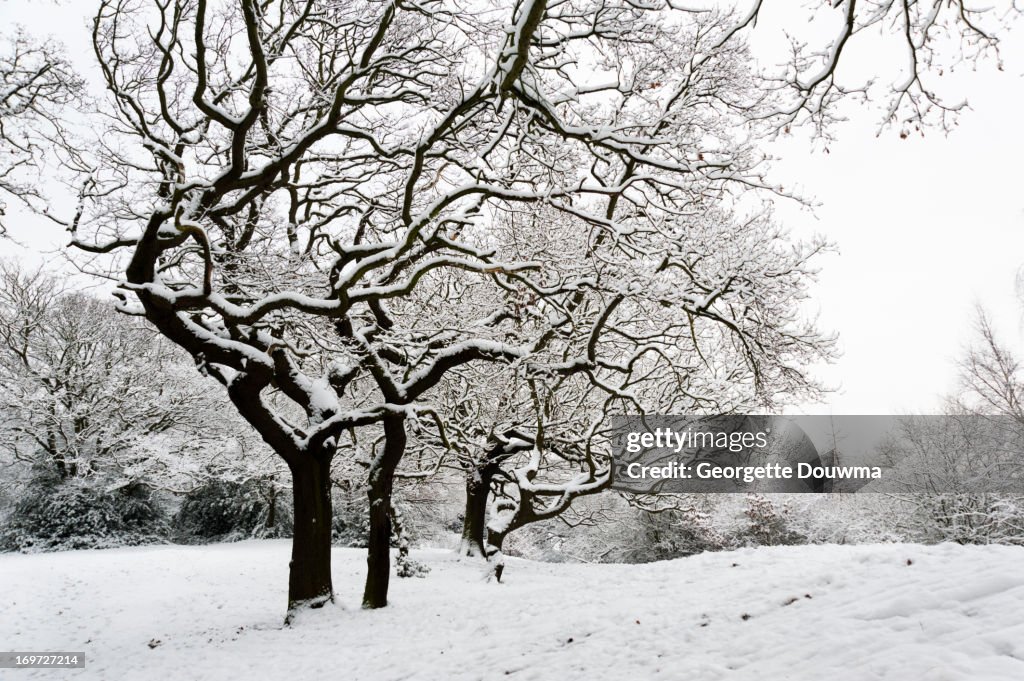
[764,24,1024,415]
[1,0,1022,415]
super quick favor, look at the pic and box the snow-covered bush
[735,494,806,547]
[329,486,429,561]
[898,494,1024,546]
[0,473,165,552]
[391,503,430,578]
[637,507,731,561]
[787,495,904,545]
[174,479,291,542]
[573,495,735,564]
[396,480,462,547]
[331,485,370,548]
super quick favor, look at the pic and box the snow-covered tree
[955,307,1024,424]
[0,262,213,483]
[0,261,297,549]
[63,0,1012,617]
[452,205,832,576]
[886,306,1024,545]
[0,27,83,235]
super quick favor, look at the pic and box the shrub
[900,493,1024,546]
[736,494,805,547]
[174,478,290,542]
[0,474,165,552]
[331,486,370,547]
[636,505,731,561]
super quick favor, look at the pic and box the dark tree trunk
[362,414,406,609]
[460,465,496,557]
[287,456,334,618]
[458,430,533,558]
[486,529,507,582]
[363,479,393,608]
[266,483,277,530]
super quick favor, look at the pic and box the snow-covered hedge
[173,479,291,542]
[0,474,166,552]
[897,494,1024,546]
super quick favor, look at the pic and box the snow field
[1,541,1023,680]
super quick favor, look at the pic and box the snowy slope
[1,541,1022,680]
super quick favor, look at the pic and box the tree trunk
[459,465,496,557]
[486,529,507,582]
[266,483,277,530]
[46,426,69,479]
[287,457,334,619]
[362,414,406,609]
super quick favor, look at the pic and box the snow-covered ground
[2,541,1023,680]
